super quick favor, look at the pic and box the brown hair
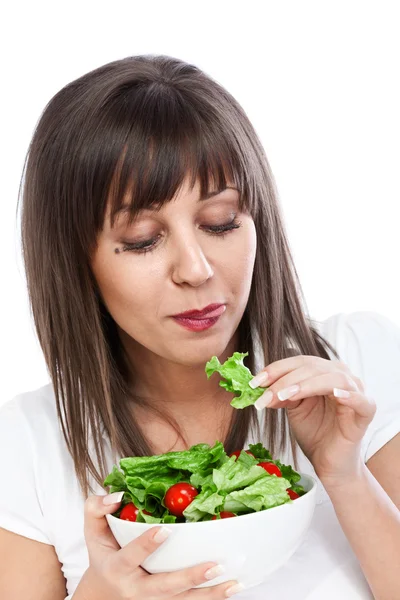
[19,55,339,498]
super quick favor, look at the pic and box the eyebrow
[113,186,239,218]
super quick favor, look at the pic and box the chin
[169,338,234,368]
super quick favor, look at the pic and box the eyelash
[120,218,242,255]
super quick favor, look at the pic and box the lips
[173,303,226,319]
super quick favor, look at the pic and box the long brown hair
[19,55,339,498]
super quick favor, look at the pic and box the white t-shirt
[0,311,399,600]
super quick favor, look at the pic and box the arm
[0,527,67,600]
[321,433,400,600]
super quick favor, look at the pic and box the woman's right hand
[82,492,243,599]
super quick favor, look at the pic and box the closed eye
[119,218,242,255]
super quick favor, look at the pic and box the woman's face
[91,175,257,367]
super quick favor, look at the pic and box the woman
[0,55,399,600]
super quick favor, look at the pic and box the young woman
[0,55,399,600]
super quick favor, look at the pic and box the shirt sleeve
[0,396,52,545]
[334,311,400,463]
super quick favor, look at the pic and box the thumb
[84,491,125,554]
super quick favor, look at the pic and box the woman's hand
[81,492,242,599]
[249,356,376,485]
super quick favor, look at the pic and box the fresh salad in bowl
[104,352,306,524]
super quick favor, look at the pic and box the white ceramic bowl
[106,473,317,590]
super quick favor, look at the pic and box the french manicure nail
[249,371,269,389]
[204,564,225,579]
[254,390,273,410]
[103,491,124,505]
[225,582,246,597]
[333,387,351,398]
[277,385,300,401]
[154,526,172,543]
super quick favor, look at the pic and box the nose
[170,232,214,287]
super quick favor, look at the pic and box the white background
[1,1,399,404]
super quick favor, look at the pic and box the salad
[104,352,306,524]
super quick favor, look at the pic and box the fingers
[115,524,173,573]
[333,389,377,420]
[84,492,125,554]
[142,560,241,598]
[110,527,242,598]
[254,370,360,410]
[253,369,375,425]
[117,529,242,596]
[187,580,245,598]
[84,494,245,598]
[249,355,338,389]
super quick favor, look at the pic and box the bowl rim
[106,472,318,528]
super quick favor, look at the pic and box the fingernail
[249,371,269,389]
[277,385,300,401]
[333,387,351,398]
[154,526,172,543]
[204,564,225,579]
[254,390,273,410]
[103,491,124,505]
[225,582,246,597]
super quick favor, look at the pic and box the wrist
[317,460,368,494]
[73,567,99,600]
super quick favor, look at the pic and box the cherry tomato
[119,502,152,522]
[287,489,300,500]
[258,461,282,477]
[230,449,255,460]
[164,483,199,517]
[212,511,237,520]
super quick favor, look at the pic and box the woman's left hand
[249,356,376,484]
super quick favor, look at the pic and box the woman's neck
[131,393,236,454]
[121,329,239,416]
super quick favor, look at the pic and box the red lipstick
[172,303,226,332]
[173,303,225,318]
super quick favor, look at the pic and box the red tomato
[258,462,282,477]
[287,489,300,500]
[212,511,237,520]
[164,483,199,517]
[119,502,151,522]
[230,450,255,460]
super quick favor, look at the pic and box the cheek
[92,248,160,317]
[221,221,256,283]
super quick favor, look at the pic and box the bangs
[103,84,255,229]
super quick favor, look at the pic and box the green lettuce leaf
[223,474,291,512]
[248,443,273,462]
[275,461,302,487]
[212,455,268,494]
[205,352,266,408]
[103,465,129,492]
[183,489,226,522]
[124,472,187,513]
[190,471,215,490]
[135,509,178,524]
[248,443,305,494]
[119,441,225,477]
[290,483,306,496]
